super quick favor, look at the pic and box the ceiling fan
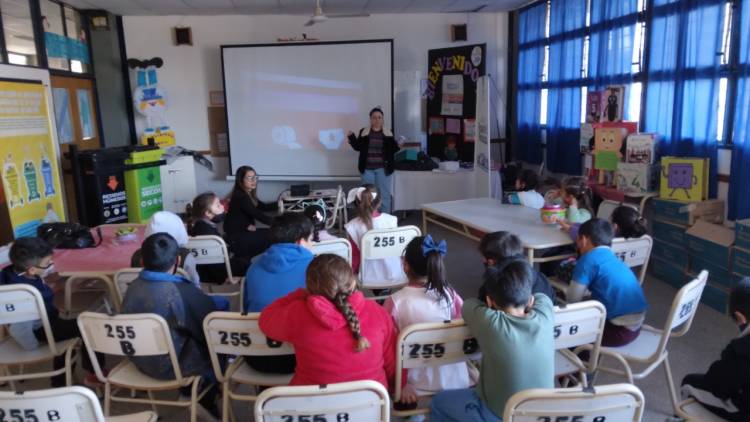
[304,0,369,26]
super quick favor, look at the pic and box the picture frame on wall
[428,117,445,135]
[464,118,476,143]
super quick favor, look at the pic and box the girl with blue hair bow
[384,235,471,413]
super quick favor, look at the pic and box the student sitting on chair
[345,185,402,285]
[479,231,555,301]
[303,201,337,242]
[506,169,545,210]
[121,232,222,417]
[243,212,315,374]
[131,211,199,287]
[429,260,554,421]
[0,237,104,387]
[186,191,241,283]
[567,219,647,347]
[384,235,470,406]
[610,206,648,239]
[259,254,398,391]
[681,277,750,422]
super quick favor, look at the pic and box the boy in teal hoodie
[243,212,314,373]
[430,260,554,421]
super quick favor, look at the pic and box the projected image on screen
[223,41,393,179]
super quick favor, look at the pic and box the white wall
[122,13,508,199]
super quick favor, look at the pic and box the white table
[392,169,477,212]
[421,198,574,263]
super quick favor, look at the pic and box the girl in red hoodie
[259,254,398,391]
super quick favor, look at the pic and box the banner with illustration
[0,79,65,238]
[425,44,486,161]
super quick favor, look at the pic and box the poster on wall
[426,44,486,161]
[0,80,66,238]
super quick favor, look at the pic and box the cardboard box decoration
[735,219,750,251]
[586,91,603,123]
[594,127,627,171]
[686,219,734,264]
[600,85,625,123]
[659,157,709,202]
[580,123,594,153]
[626,133,656,164]
[616,163,657,193]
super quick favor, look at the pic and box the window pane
[76,89,94,140]
[627,82,642,123]
[717,77,728,141]
[1,0,38,66]
[41,0,68,70]
[64,6,89,73]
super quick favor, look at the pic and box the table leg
[527,248,535,264]
[422,210,427,235]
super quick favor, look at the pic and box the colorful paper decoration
[626,133,656,164]
[428,117,445,135]
[617,163,657,193]
[586,91,603,123]
[600,85,625,123]
[660,156,709,202]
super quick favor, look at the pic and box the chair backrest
[203,311,294,383]
[553,301,606,370]
[359,225,421,283]
[77,311,184,382]
[597,200,637,220]
[186,235,233,280]
[394,319,481,400]
[0,284,57,353]
[0,386,110,422]
[611,235,653,284]
[504,383,645,422]
[310,238,352,265]
[113,267,190,303]
[664,270,708,337]
[255,380,390,422]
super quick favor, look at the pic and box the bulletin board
[425,44,486,162]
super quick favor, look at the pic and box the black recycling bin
[70,145,132,226]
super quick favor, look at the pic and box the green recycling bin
[124,147,165,223]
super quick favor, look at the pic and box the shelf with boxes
[648,197,730,313]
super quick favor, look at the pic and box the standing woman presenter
[347,107,399,213]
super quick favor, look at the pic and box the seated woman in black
[186,191,233,283]
[223,166,276,262]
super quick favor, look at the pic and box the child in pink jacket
[259,254,398,391]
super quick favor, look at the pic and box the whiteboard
[222,40,393,180]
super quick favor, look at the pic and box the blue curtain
[644,0,724,198]
[729,0,750,220]
[545,0,586,174]
[588,0,639,121]
[516,2,547,164]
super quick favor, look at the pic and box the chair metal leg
[104,383,112,416]
[221,380,231,422]
[190,378,200,422]
[663,355,680,414]
[146,390,158,413]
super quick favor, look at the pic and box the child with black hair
[0,237,104,387]
[430,260,554,421]
[302,201,337,242]
[681,277,750,421]
[243,212,314,374]
[479,231,555,301]
[259,254,398,391]
[568,219,647,347]
[121,232,221,417]
[507,169,545,209]
[384,235,469,405]
[611,205,648,239]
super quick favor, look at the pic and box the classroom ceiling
[61,0,532,16]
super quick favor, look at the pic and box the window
[64,5,89,73]
[41,0,67,70]
[1,0,38,66]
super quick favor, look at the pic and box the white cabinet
[160,155,197,214]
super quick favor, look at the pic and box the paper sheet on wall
[441,74,464,116]
[445,118,461,134]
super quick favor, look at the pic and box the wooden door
[50,76,101,222]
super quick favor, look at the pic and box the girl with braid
[259,254,399,390]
